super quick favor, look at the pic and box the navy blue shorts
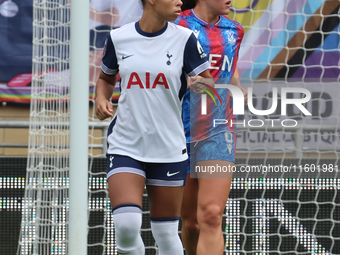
[188,132,236,174]
[106,154,187,187]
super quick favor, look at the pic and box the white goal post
[69,0,89,254]
[17,0,90,254]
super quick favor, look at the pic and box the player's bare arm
[95,71,117,120]
[189,69,214,94]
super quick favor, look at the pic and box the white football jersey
[102,21,209,162]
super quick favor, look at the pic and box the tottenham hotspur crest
[166,51,172,65]
[226,30,236,44]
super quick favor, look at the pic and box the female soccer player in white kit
[95,0,212,254]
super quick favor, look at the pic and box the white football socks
[151,218,184,255]
[112,204,145,255]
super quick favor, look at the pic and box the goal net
[18,0,340,254]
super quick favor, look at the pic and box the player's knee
[151,217,183,255]
[181,216,199,234]
[115,219,140,245]
[198,203,223,229]
[112,204,142,248]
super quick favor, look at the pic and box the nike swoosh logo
[167,171,180,177]
[122,54,133,60]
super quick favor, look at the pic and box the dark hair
[140,0,194,9]
[181,0,196,11]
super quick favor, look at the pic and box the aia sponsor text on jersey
[127,72,169,89]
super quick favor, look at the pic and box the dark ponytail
[181,0,196,11]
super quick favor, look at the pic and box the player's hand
[240,87,248,105]
[189,76,215,94]
[95,97,113,120]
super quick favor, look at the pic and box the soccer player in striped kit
[95,0,212,254]
[174,0,247,254]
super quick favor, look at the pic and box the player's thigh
[106,154,146,208]
[197,160,233,217]
[146,185,184,218]
[145,160,187,218]
[181,174,199,220]
[108,173,145,208]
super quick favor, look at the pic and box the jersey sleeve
[183,33,210,76]
[235,23,244,53]
[101,33,118,75]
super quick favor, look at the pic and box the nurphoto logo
[200,84,312,128]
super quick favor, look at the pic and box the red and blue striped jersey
[174,9,244,142]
